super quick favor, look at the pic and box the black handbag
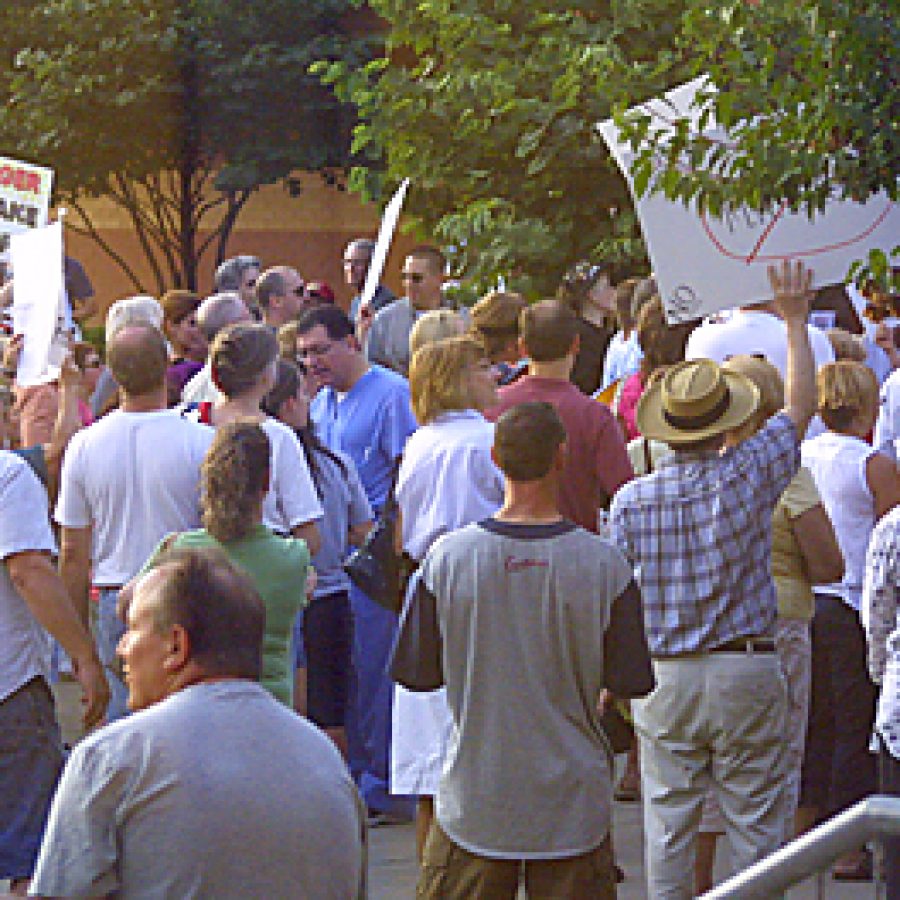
[343,463,402,612]
[599,704,635,755]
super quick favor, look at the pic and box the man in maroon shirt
[486,300,632,531]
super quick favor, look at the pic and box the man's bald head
[196,292,251,342]
[107,323,169,397]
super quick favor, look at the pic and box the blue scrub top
[310,365,417,511]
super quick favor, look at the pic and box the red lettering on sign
[0,164,43,195]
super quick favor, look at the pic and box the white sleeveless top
[801,431,875,611]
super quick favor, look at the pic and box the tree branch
[65,198,146,294]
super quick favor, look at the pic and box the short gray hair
[197,292,248,341]
[214,255,261,292]
[344,238,375,259]
[105,295,164,342]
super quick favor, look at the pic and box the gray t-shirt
[0,451,55,701]
[365,296,417,376]
[310,447,372,597]
[31,680,366,899]
[399,518,653,859]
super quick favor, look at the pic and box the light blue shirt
[310,365,417,511]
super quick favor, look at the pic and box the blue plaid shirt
[609,413,799,656]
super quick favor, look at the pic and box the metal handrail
[702,795,900,899]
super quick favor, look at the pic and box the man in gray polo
[365,244,449,376]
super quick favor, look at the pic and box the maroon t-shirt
[486,375,633,532]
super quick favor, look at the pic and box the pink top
[618,371,645,441]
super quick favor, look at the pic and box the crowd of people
[0,238,898,899]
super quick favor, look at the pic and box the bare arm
[59,525,92,627]
[393,506,404,556]
[44,357,84,502]
[291,519,322,557]
[768,261,816,436]
[791,503,844,584]
[8,550,108,728]
[867,453,900,521]
[349,519,373,548]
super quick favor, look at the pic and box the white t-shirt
[180,362,220,405]
[685,309,835,376]
[258,418,323,535]
[55,410,214,585]
[0,451,56,700]
[396,410,503,562]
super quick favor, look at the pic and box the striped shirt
[609,413,799,656]
[862,506,900,761]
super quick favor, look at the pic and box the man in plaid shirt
[609,261,817,898]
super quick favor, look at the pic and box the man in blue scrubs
[297,304,417,822]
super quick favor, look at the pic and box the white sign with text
[599,79,899,322]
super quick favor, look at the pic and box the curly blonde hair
[201,421,270,543]
[409,336,485,424]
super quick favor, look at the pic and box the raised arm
[768,260,816,436]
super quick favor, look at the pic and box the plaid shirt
[609,413,799,656]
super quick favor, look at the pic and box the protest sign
[599,79,899,323]
[10,221,66,387]
[358,178,411,311]
[0,156,54,263]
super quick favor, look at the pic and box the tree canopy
[317,0,689,297]
[0,0,377,293]
[320,0,897,296]
[614,0,898,289]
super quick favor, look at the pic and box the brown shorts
[416,821,616,900]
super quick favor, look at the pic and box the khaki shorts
[417,821,616,900]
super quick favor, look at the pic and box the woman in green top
[145,421,310,706]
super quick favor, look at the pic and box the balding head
[196,291,251,342]
[107,323,169,397]
[519,300,578,362]
[255,266,305,326]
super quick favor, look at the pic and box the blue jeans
[96,587,129,723]
[345,584,414,818]
[0,678,64,879]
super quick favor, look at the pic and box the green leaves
[0,0,376,291]
[315,0,689,294]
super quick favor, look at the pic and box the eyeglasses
[401,272,425,284]
[297,342,336,359]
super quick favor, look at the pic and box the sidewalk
[368,798,876,899]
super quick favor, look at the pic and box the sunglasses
[401,272,425,284]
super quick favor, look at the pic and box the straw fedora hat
[636,358,760,445]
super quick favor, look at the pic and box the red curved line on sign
[746,200,788,263]
[700,202,894,265]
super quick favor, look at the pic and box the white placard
[10,221,66,387]
[599,79,900,323]
[359,178,410,311]
[0,156,54,263]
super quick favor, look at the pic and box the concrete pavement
[368,796,877,899]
